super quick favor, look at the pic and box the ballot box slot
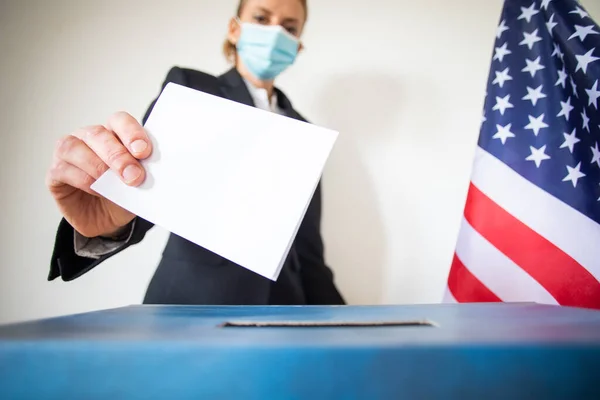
[220,320,436,328]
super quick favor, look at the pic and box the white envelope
[91,82,338,281]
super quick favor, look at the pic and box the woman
[45,0,345,305]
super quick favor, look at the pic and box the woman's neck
[236,62,275,98]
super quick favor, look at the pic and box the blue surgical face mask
[235,18,300,81]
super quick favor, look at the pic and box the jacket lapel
[274,87,305,122]
[217,68,255,107]
[217,68,306,122]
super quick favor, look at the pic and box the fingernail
[123,165,142,183]
[130,140,147,154]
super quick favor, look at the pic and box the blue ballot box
[1,303,599,399]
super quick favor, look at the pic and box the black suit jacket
[48,66,345,306]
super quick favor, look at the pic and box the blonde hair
[223,0,308,63]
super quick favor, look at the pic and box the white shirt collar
[241,78,284,115]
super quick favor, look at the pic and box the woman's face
[229,0,306,43]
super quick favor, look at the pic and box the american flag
[444,0,600,309]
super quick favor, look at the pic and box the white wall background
[1,0,598,324]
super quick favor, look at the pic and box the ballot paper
[91,82,338,281]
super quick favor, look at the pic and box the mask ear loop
[230,17,243,50]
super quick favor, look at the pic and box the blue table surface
[2,303,600,400]
[1,302,600,345]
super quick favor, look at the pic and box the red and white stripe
[445,147,600,309]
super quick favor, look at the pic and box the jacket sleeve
[296,182,346,305]
[47,66,189,282]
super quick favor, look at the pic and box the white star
[546,14,558,34]
[571,76,579,98]
[526,145,551,168]
[496,20,509,39]
[520,29,543,50]
[562,162,586,188]
[523,56,545,78]
[541,0,552,10]
[494,42,512,62]
[575,48,599,74]
[493,94,514,115]
[585,80,600,109]
[525,114,549,136]
[522,85,547,106]
[582,109,590,132]
[518,4,540,23]
[591,142,600,167]
[493,123,516,144]
[493,67,513,88]
[570,6,589,19]
[560,128,580,153]
[557,97,574,121]
[552,43,564,60]
[482,112,487,124]
[569,25,599,42]
[555,67,568,88]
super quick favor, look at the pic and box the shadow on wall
[314,71,403,305]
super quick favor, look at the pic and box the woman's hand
[46,112,152,238]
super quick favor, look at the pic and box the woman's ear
[298,42,305,53]
[227,17,241,45]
